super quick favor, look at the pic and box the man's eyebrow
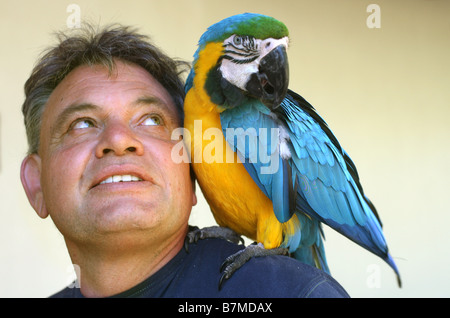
[133,96,180,124]
[133,96,167,107]
[52,103,100,134]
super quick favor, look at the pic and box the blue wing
[220,90,400,284]
[220,97,329,273]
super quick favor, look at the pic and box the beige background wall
[1,0,449,297]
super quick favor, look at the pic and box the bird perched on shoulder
[183,12,401,288]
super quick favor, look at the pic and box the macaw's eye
[233,35,243,46]
[140,114,163,126]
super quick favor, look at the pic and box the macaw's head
[188,13,290,110]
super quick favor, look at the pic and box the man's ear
[190,173,197,207]
[20,154,48,219]
[192,191,198,207]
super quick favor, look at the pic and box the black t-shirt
[50,238,349,298]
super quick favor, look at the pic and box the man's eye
[141,114,163,126]
[71,118,96,130]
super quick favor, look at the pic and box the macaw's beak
[245,45,289,110]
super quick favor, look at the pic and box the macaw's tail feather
[312,241,330,274]
[292,243,329,275]
[280,211,330,274]
[386,253,402,288]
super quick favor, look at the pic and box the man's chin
[64,207,163,251]
[92,200,163,231]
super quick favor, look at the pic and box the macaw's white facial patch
[219,35,289,92]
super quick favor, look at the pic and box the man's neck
[65,228,187,297]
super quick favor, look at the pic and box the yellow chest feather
[183,45,285,247]
[185,103,271,240]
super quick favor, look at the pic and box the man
[20,24,349,298]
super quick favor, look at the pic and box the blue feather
[219,88,400,284]
[272,158,291,223]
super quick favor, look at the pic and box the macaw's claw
[218,243,289,290]
[184,226,244,252]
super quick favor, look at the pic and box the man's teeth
[100,175,143,185]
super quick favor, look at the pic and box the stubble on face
[38,60,195,250]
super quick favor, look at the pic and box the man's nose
[95,122,144,158]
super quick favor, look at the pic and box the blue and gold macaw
[184,13,401,287]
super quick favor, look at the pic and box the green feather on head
[199,13,289,45]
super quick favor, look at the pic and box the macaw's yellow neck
[188,42,226,115]
[183,43,288,248]
[184,90,279,246]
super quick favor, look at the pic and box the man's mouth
[99,174,144,185]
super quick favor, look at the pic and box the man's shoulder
[229,251,350,298]
[50,285,83,298]
[49,238,350,298]
[184,238,350,298]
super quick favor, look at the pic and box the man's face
[29,60,195,246]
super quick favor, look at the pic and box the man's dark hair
[22,24,189,154]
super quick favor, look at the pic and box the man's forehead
[53,62,166,97]
[45,60,178,116]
